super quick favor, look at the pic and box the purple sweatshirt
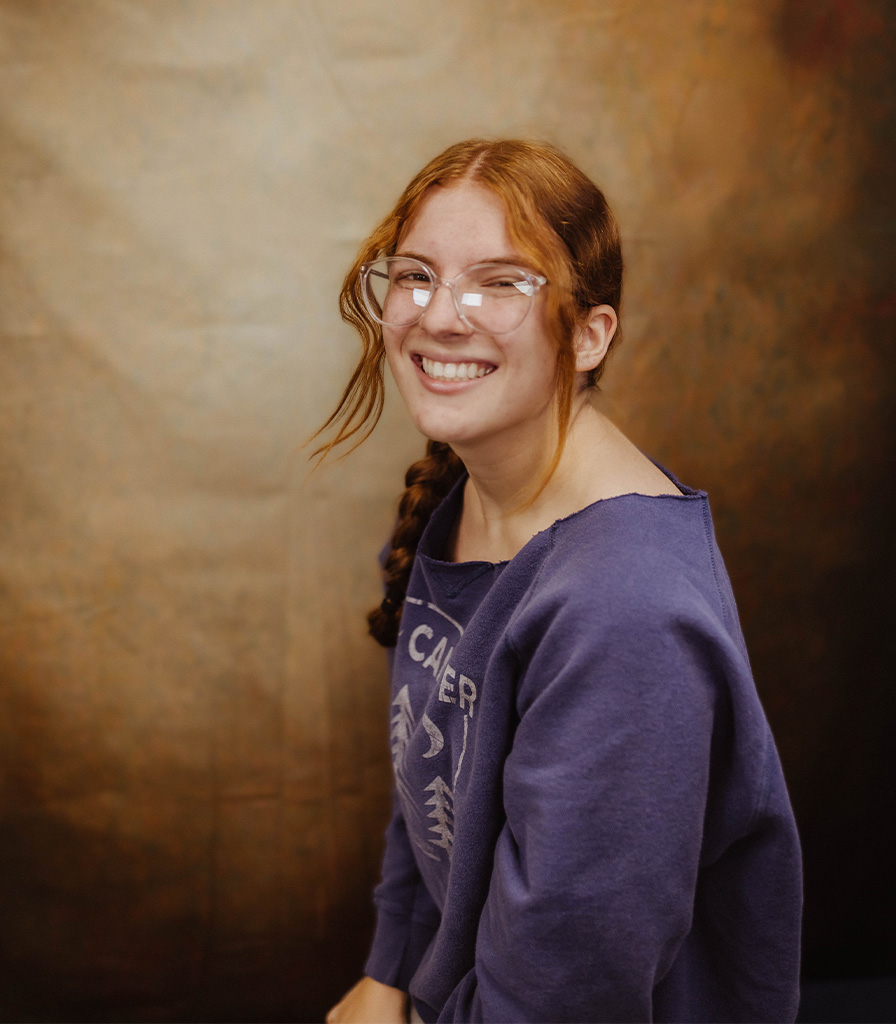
[365,471,802,1023]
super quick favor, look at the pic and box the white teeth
[420,357,494,382]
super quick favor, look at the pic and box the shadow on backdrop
[0,1,894,1021]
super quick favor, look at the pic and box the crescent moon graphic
[421,714,444,759]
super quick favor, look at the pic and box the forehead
[397,181,521,268]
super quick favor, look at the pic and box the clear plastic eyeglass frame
[360,256,548,335]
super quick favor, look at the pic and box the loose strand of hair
[307,350,385,464]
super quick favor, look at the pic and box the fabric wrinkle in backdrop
[0,2,894,1021]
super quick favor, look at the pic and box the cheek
[383,330,420,403]
[517,343,562,411]
[382,329,405,373]
[514,327,560,388]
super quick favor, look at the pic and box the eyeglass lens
[363,257,538,334]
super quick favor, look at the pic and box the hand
[325,975,409,1023]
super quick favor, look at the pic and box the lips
[416,355,496,382]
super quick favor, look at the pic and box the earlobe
[574,305,618,373]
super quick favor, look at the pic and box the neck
[450,394,607,562]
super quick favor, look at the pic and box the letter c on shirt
[408,623,434,662]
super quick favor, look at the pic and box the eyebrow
[393,250,530,270]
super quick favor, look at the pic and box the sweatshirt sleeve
[439,589,778,1023]
[364,791,442,991]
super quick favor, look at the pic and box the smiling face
[384,181,560,460]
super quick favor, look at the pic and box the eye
[394,269,433,287]
[465,263,530,290]
[477,272,530,294]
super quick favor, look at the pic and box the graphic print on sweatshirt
[390,596,478,865]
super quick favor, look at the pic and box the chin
[413,420,475,451]
[404,403,463,446]
[415,422,465,447]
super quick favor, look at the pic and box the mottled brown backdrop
[1,1,893,1021]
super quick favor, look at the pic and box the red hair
[312,138,623,465]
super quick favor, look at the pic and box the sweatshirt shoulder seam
[700,497,734,632]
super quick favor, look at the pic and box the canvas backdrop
[1,1,894,1020]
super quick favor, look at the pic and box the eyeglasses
[360,256,548,335]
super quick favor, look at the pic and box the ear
[574,305,618,373]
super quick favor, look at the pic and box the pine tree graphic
[390,685,415,769]
[424,776,454,858]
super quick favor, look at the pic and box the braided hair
[367,441,464,646]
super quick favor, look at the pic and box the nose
[419,281,472,335]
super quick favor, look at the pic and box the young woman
[317,139,802,1023]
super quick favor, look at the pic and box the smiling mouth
[416,355,496,382]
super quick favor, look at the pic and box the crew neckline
[420,462,705,569]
